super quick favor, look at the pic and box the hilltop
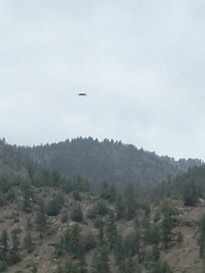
[0,137,202,191]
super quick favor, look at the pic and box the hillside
[0,138,205,272]
[0,138,202,191]
[23,137,202,190]
[0,139,31,175]
[0,170,205,273]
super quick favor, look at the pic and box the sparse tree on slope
[36,199,48,239]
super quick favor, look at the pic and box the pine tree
[148,225,160,245]
[7,231,21,265]
[105,211,118,249]
[199,214,205,258]
[133,218,141,258]
[24,231,34,253]
[124,184,137,220]
[153,210,161,222]
[36,199,48,239]
[115,194,125,220]
[7,248,21,265]
[119,257,135,273]
[124,232,139,257]
[11,231,20,252]
[183,179,201,206]
[0,230,9,261]
[162,211,172,250]
[100,181,116,203]
[100,181,110,200]
[114,234,125,264]
[63,226,70,252]
[21,179,33,212]
[51,170,61,187]
[79,255,88,273]
[92,246,110,273]
[71,206,83,222]
[69,224,82,258]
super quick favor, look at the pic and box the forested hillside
[0,138,205,272]
[0,157,204,273]
[25,137,202,190]
[0,139,31,174]
[0,137,203,191]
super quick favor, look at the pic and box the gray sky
[1,0,205,159]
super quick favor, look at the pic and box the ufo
[78,93,87,96]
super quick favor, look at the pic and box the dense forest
[0,137,205,273]
[0,137,202,191]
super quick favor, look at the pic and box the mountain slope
[25,137,202,190]
[0,137,202,191]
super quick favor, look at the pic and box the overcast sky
[0,0,205,159]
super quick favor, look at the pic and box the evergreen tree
[161,211,172,250]
[72,189,82,201]
[0,230,9,261]
[78,255,88,273]
[109,184,117,202]
[119,257,136,273]
[124,184,137,220]
[145,225,160,245]
[51,170,61,187]
[11,230,20,251]
[20,179,33,212]
[36,199,48,239]
[69,224,82,258]
[183,179,201,206]
[115,194,125,220]
[98,220,105,245]
[100,181,116,202]
[87,200,108,219]
[71,206,83,223]
[114,234,125,264]
[153,210,161,222]
[100,181,110,200]
[62,225,70,252]
[124,231,140,258]
[27,163,36,180]
[46,192,64,216]
[105,211,118,249]
[133,218,141,259]
[92,246,110,273]
[24,231,34,253]
[82,232,97,252]
[199,214,205,258]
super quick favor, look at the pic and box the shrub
[47,192,64,216]
[87,200,108,220]
[72,190,82,201]
[82,233,97,252]
[71,206,83,223]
